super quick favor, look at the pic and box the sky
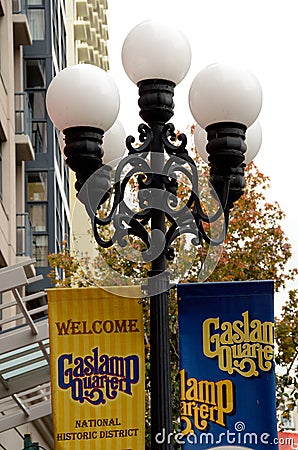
[105,0,298,314]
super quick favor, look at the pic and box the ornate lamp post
[46,20,262,450]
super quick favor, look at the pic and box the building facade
[0,0,33,280]
[24,0,70,292]
[0,0,110,446]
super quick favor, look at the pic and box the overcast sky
[105,1,298,313]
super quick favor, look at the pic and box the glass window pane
[25,60,46,88]
[27,172,47,201]
[33,235,48,267]
[29,204,47,232]
[32,122,47,153]
[28,91,46,119]
[27,9,45,40]
[28,0,44,5]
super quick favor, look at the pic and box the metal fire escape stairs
[0,259,53,447]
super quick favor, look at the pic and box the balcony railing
[15,92,33,141]
[16,212,33,257]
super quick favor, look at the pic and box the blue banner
[177,281,278,450]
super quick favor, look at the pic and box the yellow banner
[48,286,145,449]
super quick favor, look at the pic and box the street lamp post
[46,20,262,449]
[23,432,47,450]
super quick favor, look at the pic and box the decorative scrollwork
[126,124,153,155]
[162,123,188,156]
[163,155,226,222]
[87,121,227,263]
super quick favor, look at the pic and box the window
[64,212,70,247]
[61,9,67,68]
[52,0,59,62]
[29,204,47,231]
[25,59,46,88]
[27,9,45,40]
[32,235,48,266]
[27,172,48,267]
[27,0,45,41]
[32,121,47,153]
[27,171,47,201]
[55,181,62,250]
[25,59,47,153]
[28,91,46,119]
[64,164,69,202]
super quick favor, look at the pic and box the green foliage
[185,162,297,290]
[48,240,80,288]
[275,290,298,427]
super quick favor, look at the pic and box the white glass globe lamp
[46,64,120,132]
[244,120,262,163]
[189,63,262,129]
[121,20,191,85]
[102,120,127,164]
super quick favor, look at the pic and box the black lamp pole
[62,77,247,449]
[45,18,263,449]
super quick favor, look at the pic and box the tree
[185,161,297,290]
[275,290,298,428]
[48,161,297,444]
